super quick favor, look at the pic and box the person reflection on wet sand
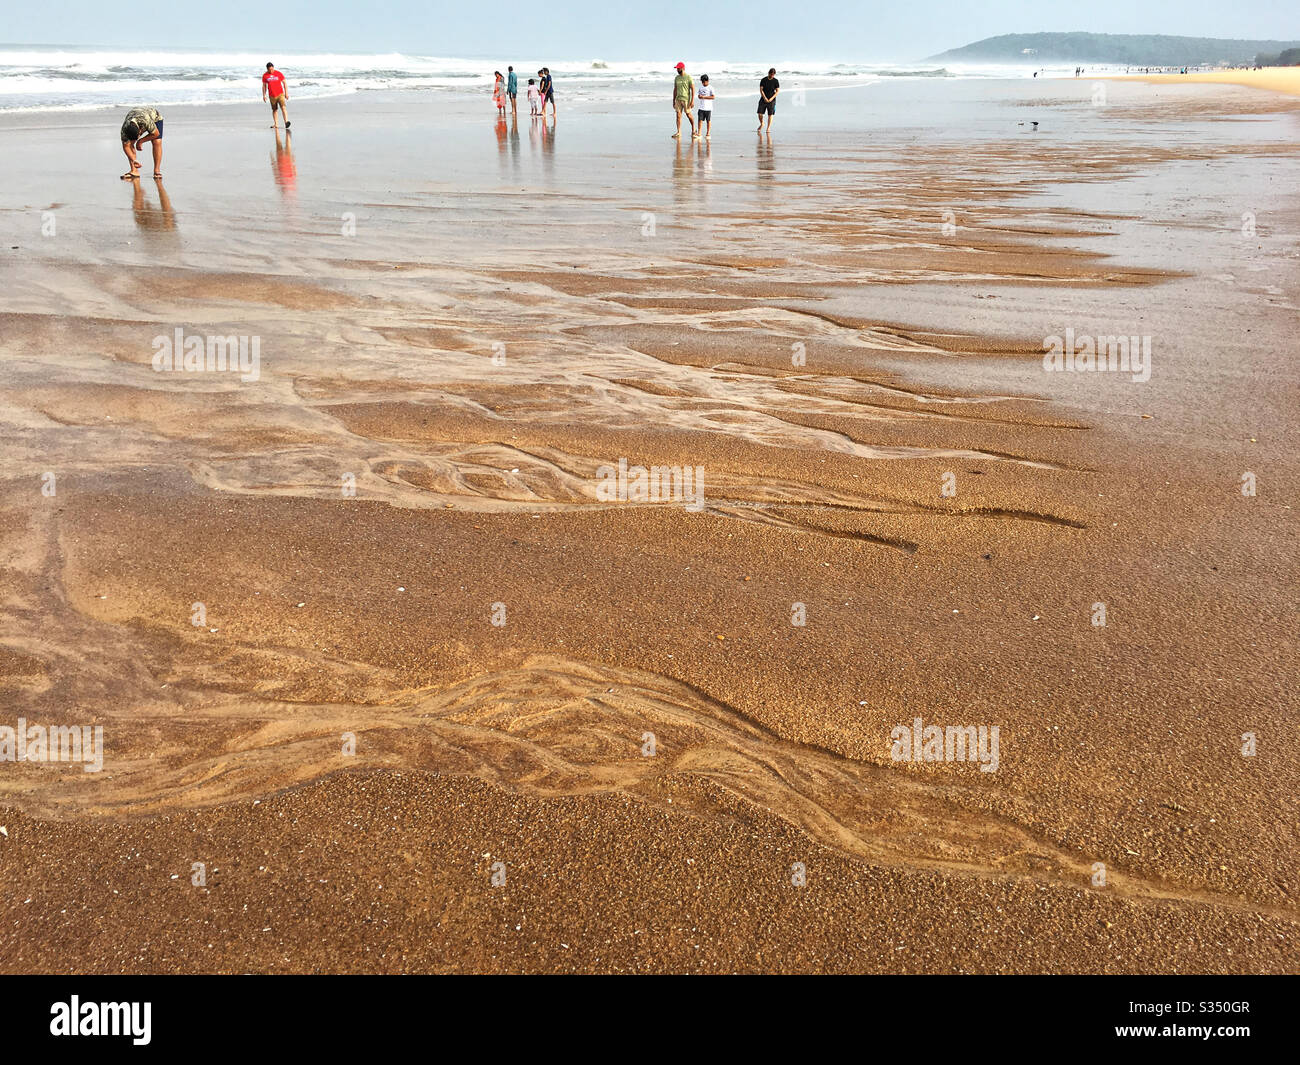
[756,132,775,186]
[130,178,177,232]
[503,114,521,180]
[672,137,696,205]
[538,119,555,176]
[271,129,297,197]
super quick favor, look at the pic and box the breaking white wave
[0,45,1090,113]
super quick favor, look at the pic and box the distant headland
[929,32,1300,67]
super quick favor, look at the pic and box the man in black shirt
[757,68,779,132]
[540,68,556,119]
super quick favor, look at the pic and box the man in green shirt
[671,62,696,140]
[120,106,163,180]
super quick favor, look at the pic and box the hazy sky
[8,0,1300,59]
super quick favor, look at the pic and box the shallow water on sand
[3,77,1294,273]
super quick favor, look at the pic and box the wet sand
[1,79,1298,973]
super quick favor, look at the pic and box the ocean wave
[0,47,1066,113]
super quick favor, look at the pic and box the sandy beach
[1103,65,1300,97]
[1,74,1297,973]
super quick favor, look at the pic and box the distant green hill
[1256,47,1300,66]
[929,32,1300,66]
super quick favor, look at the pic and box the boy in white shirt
[696,75,715,140]
[526,79,541,116]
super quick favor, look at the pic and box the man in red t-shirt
[262,62,290,130]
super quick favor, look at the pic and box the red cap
[675,62,685,69]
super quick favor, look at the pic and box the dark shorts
[545,90,554,101]
[154,119,164,138]
[757,100,775,115]
[698,109,711,123]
